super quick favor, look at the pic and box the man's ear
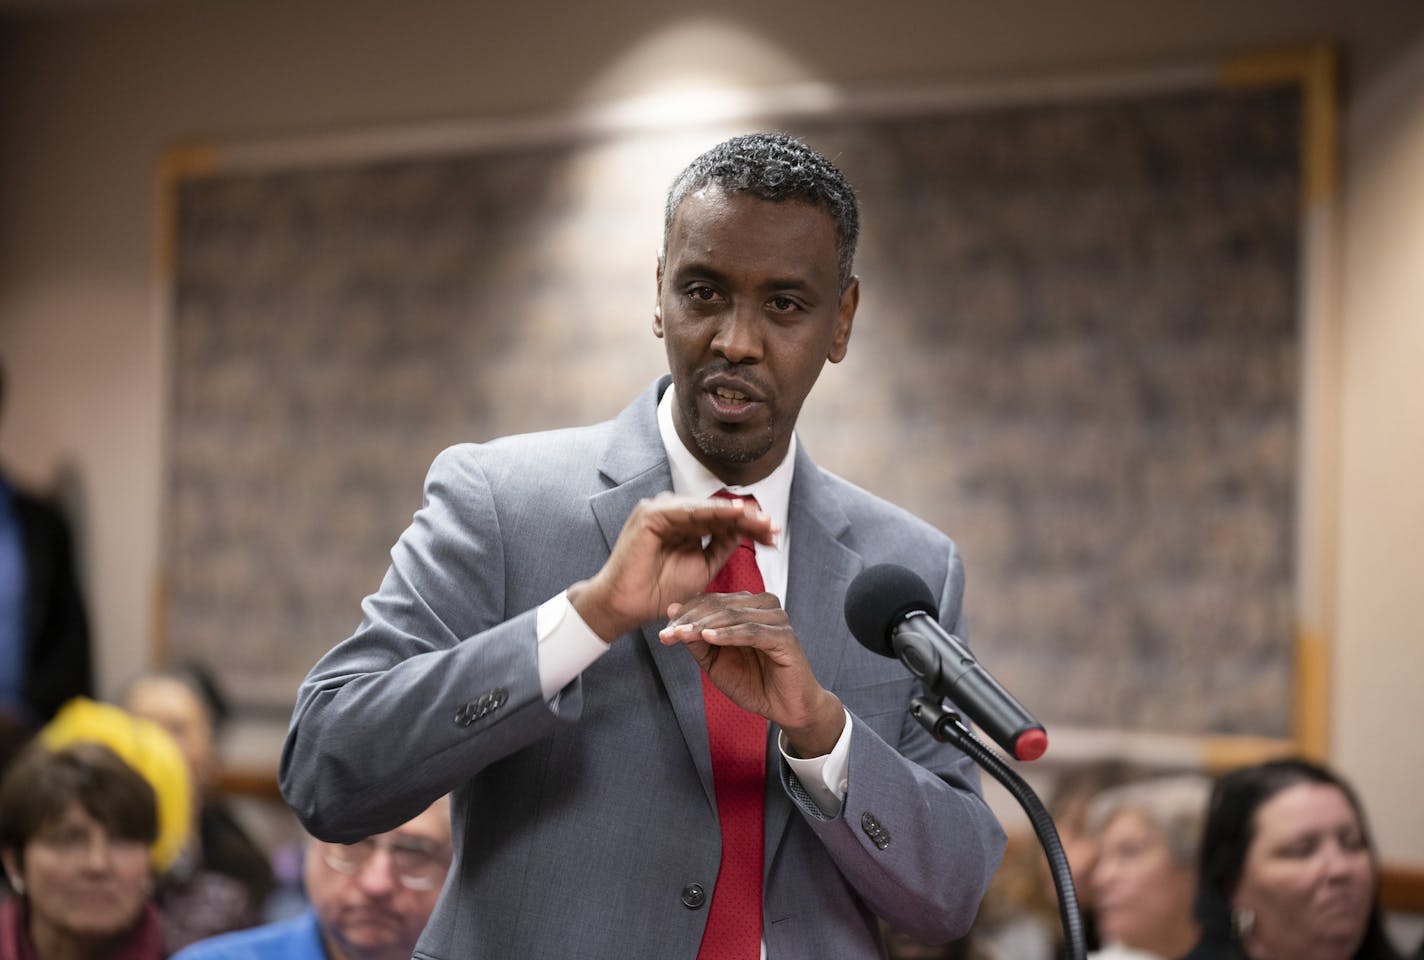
[653,256,665,339]
[827,276,859,363]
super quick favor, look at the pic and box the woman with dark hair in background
[0,740,164,959]
[1184,757,1401,960]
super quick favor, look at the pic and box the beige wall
[1336,31,1424,866]
[1,0,1422,864]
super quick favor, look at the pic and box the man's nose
[711,302,763,363]
[353,846,398,896]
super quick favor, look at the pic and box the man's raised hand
[567,493,777,643]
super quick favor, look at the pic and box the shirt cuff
[779,707,854,817]
[535,592,611,701]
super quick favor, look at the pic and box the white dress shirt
[532,384,853,817]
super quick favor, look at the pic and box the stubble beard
[679,391,777,468]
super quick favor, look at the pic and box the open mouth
[701,378,765,423]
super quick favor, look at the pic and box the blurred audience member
[1050,760,1144,945]
[122,666,276,913]
[1045,761,1149,959]
[890,761,1145,960]
[1186,758,1402,960]
[0,361,93,740]
[39,699,191,872]
[172,795,452,960]
[40,695,257,952]
[0,740,163,959]
[968,832,1060,960]
[1086,774,1210,959]
[974,761,1143,960]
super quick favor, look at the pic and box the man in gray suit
[281,133,1005,959]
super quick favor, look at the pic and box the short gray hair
[1087,774,1212,867]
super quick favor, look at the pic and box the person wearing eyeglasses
[170,795,451,960]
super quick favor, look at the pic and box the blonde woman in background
[1086,775,1212,960]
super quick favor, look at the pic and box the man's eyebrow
[392,836,443,851]
[762,275,816,292]
[671,261,816,292]
[668,260,729,283]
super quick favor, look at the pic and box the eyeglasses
[319,836,451,891]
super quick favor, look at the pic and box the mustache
[695,362,770,394]
[338,902,406,927]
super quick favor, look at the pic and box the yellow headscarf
[39,697,192,872]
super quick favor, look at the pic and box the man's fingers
[641,494,779,545]
[665,591,780,623]
[658,593,788,646]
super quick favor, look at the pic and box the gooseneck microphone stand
[909,695,1087,960]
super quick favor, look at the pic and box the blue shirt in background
[0,480,29,721]
[169,909,327,960]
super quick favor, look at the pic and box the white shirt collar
[656,382,795,545]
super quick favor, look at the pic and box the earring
[1231,907,1255,940]
[8,876,22,896]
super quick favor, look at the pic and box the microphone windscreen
[844,563,939,657]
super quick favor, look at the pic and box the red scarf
[0,897,164,960]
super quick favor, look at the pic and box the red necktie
[696,492,766,960]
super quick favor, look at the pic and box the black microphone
[845,563,1047,761]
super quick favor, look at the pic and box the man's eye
[768,297,797,311]
[393,847,440,867]
[688,286,718,302]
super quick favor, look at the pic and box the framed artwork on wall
[157,47,1339,769]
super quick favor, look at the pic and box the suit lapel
[589,387,865,848]
[783,448,857,696]
[764,447,861,864]
[589,379,717,814]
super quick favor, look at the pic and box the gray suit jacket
[280,379,1005,959]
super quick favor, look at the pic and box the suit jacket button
[680,883,706,909]
[454,704,476,727]
[861,811,891,850]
